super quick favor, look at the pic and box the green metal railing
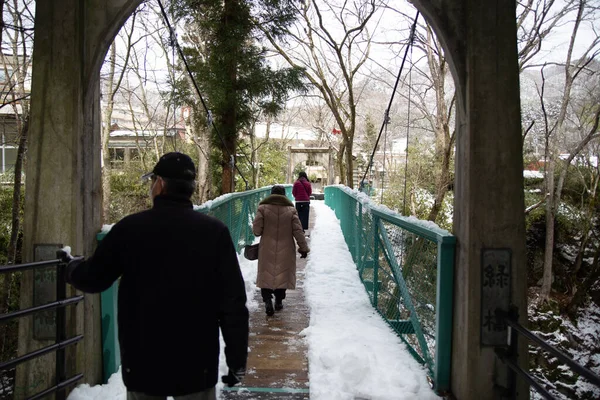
[194,185,293,252]
[98,185,292,382]
[324,185,455,395]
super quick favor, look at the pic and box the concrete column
[19,0,142,395]
[412,1,528,398]
[451,2,528,399]
[125,147,131,165]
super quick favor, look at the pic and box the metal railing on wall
[98,185,292,381]
[495,306,600,399]
[324,185,455,395]
[0,251,84,400]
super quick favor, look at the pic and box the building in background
[0,53,31,176]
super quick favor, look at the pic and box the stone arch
[409,1,466,117]
[84,1,145,96]
[287,147,335,190]
[22,2,527,398]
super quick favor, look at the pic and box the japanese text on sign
[481,249,511,346]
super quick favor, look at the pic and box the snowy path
[67,201,437,400]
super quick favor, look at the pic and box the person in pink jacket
[252,185,310,316]
[292,171,312,232]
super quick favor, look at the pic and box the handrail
[370,208,455,244]
[0,259,66,273]
[0,335,84,371]
[495,348,555,399]
[0,251,84,400]
[495,306,600,399]
[194,184,292,213]
[0,295,84,323]
[28,374,84,400]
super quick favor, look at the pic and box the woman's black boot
[275,299,283,311]
[265,299,274,316]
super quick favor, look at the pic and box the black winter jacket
[67,194,249,396]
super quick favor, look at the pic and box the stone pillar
[453,3,528,398]
[413,1,528,399]
[124,148,131,165]
[19,0,142,396]
[287,146,293,183]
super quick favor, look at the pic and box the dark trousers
[261,288,286,303]
[295,202,310,230]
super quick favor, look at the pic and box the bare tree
[517,0,578,71]
[0,0,34,383]
[1,0,33,263]
[417,23,455,222]
[102,43,119,221]
[175,18,214,201]
[368,6,456,222]
[536,0,600,301]
[566,141,600,315]
[261,0,386,187]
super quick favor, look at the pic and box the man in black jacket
[66,152,248,400]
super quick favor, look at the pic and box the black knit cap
[271,185,286,195]
[142,152,196,181]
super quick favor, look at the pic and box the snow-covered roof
[109,129,171,138]
[524,170,544,179]
[253,123,318,141]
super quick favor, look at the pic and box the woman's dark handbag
[244,243,259,260]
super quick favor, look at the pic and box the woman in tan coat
[252,185,310,316]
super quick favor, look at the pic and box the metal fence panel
[324,185,455,395]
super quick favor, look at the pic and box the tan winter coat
[252,194,310,290]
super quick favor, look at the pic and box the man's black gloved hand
[57,249,74,263]
[299,251,308,259]
[57,249,84,285]
[221,368,245,387]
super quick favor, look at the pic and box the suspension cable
[156,0,250,190]
[361,11,419,187]
[170,7,177,152]
[380,110,389,203]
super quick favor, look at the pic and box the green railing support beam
[372,215,380,307]
[96,231,121,384]
[434,238,456,394]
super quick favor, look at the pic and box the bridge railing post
[95,232,121,383]
[505,307,519,399]
[372,214,379,307]
[356,203,362,268]
[434,237,455,395]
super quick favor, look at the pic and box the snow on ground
[528,292,600,400]
[68,201,436,400]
